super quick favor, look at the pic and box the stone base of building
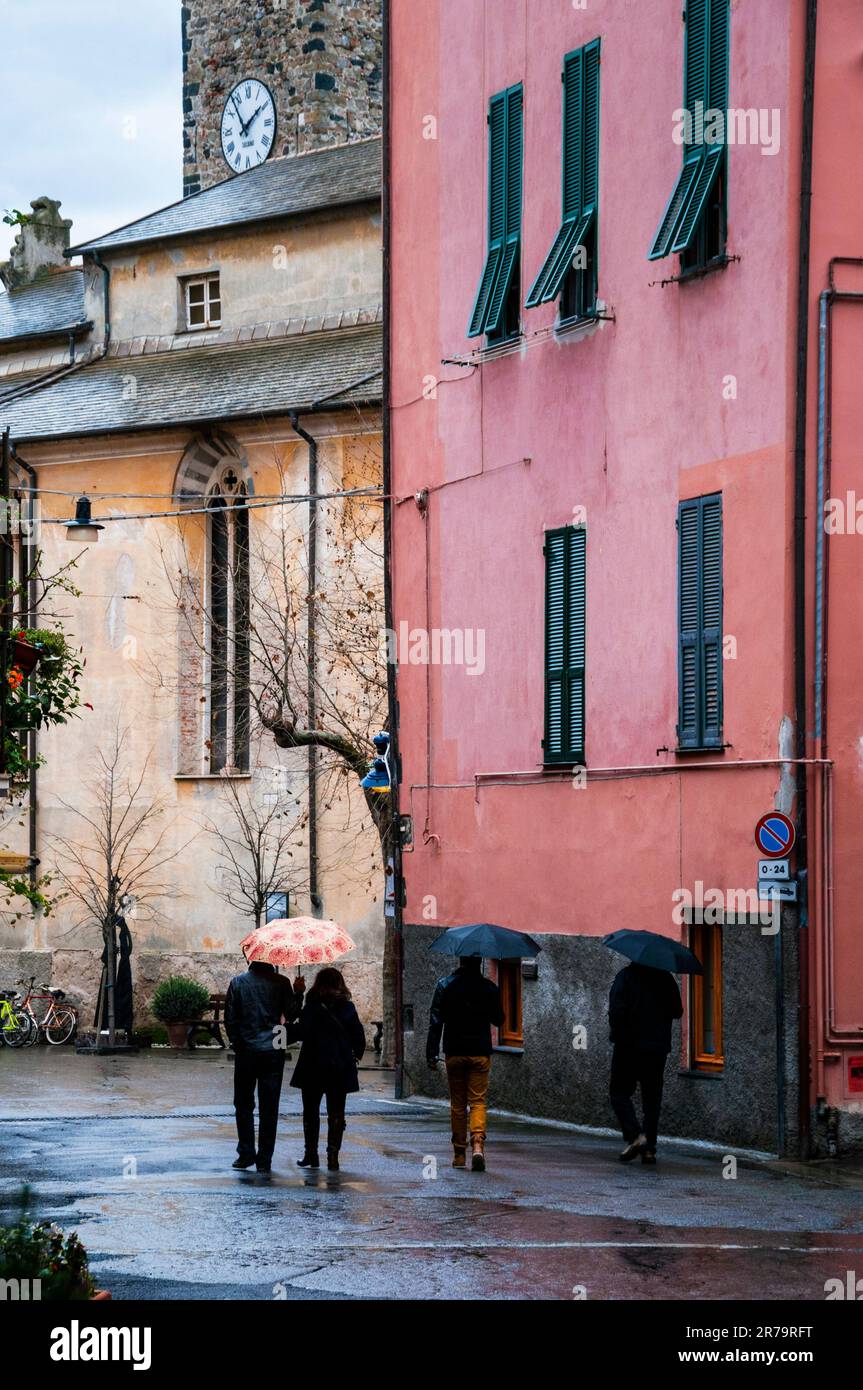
[0,947,383,1046]
[400,920,802,1158]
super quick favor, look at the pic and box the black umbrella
[429,923,542,959]
[603,929,703,975]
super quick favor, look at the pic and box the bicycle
[0,989,36,1047]
[18,977,78,1045]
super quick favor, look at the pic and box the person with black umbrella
[604,931,696,1165]
[426,924,540,1172]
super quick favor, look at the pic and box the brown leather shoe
[470,1137,486,1172]
[452,1147,467,1168]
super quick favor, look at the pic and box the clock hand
[231,95,246,130]
[242,103,265,136]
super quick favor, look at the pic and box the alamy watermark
[381,622,486,676]
[673,101,780,157]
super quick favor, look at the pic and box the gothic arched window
[206,464,250,772]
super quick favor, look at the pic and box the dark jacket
[608,963,683,1055]
[287,997,366,1094]
[225,963,301,1055]
[426,967,504,1062]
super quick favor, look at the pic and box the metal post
[0,429,12,786]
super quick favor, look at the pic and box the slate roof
[69,137,382,257]
[0,323,382,443]
[0,269,89,343]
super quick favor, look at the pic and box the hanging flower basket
[11,635,41,675]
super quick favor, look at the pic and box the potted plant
[150,975,211,1047]
[0,1208,102,1300]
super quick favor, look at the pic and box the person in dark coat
[426,957,504,1171]
[225,960,304,1173]
[608,961,683,1165]
[287,967,366,1172]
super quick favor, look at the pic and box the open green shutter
[563,49,584,220]
[581,41,600,213]
[677,496,723,749]
[684,0,709,119]
[468,94,507,337]
[468,86,522,338]
[648,0,729,261]
[544,527,586,763]
[707,0,729,114]
[526,40,599,309]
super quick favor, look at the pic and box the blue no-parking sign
[754,812,796,859]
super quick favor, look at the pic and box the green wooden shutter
[684,0,709,120]
[563,48,585,220]
[648,0,729,261]
[677,496,723,749]
[701,496,723,745]
[707,0,729,114]
[468,94,507,337]
[544,526,586,763]
[468,85,523,339]
[527,40,600,309]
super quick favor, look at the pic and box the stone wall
[182,0,382,196]
[402,919,806,1158]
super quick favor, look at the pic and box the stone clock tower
[181,0,382,197]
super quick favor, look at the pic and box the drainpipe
[12,449,38,889]
[289,412,322,916]
[382,0,405,1093]
[792,0,818,1157]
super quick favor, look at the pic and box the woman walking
[289,967,366,1171]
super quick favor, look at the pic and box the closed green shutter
[527,40,600,309]
[648,0,729,261]
[677,495,723,749]
[468,85,523,338]
[544,526,586,764]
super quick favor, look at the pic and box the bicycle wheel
[4,1009,36,1048]
[44,1008,77,1045]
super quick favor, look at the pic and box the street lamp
[65,496,103,542]
[361,731,392,794]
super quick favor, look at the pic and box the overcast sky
[0,0,181,267]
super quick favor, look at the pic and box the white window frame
[184,274,221,331]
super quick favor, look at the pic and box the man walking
[225,958,304,1173]
[608,961,683,1165]
[426,957,503,1171]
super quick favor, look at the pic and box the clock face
[220,79,277,173]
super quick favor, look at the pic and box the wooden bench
[186,994,227,1050]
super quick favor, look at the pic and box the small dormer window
[185,274,221,330]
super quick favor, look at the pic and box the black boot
[327,1111,346,1170]
[299,1104,320,1169]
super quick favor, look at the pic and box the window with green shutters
[543,526,586,765]
[677,495,723,750]
[649,0,729,267]
[468,84,523,341]
[527,39,600,318]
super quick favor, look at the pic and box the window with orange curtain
[691,923,724,1072]
[497,959,524,1048]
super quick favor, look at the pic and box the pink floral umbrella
[240,916,355,969]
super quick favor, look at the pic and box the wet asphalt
[1,1049,862,1301]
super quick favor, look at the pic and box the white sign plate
[757,881,798,902]
[758,860,790,880]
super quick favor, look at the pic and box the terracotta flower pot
[12,637,40,675]
[166,1022,191,1048]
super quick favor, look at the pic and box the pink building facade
[386,0,863,1156]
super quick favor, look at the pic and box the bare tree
[50,727,195,1044]
[205,774,309,930]
[154,433,395,1054]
